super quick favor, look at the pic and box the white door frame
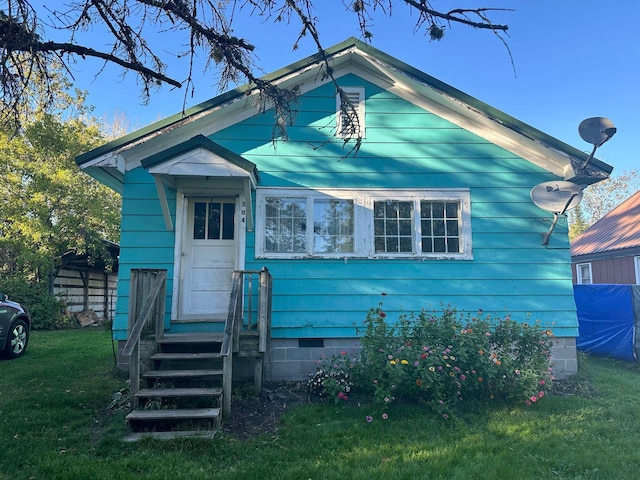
[171,189,247,322]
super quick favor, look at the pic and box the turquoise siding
[112,73,578,340]
[112,168,176,340]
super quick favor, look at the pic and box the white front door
[178,197,238,321]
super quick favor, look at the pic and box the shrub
[308,304,555,418]
[0,274,71,329]
[308,351,356,404]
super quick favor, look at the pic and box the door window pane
[222,203,235,240]
[193,202,207,239]
[208,202,221,240]
[193,200,235,240]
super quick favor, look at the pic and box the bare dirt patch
[222,382,310,439]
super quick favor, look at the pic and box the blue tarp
[574,284,640,362]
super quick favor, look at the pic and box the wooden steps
[135,387,223,398]
[142,369,223,379]
[127,407,221,421]
[126,333,225,439]
[123,430,218,442]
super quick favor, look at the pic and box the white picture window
[256,188,472,259]
[336,87,365,139]
[577,263,592,285]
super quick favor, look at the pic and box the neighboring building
[77,38,613,379]
[52,241,119,322]
[571,191,640,285]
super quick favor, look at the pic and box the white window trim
[635,256,640,285]
[336,87,365,139]
[255,187,472,260]
[576,262,592,285]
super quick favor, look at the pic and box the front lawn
[0,328,638,480]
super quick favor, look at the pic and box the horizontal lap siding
[112,168,175,340]
[215,74,577,338]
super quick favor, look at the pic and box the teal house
[77,38,613,384]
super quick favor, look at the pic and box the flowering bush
[355,305,554,415]
[308,304,555,418]
[307,351,355,404]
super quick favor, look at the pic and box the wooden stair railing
[220,267,273,418]
[121,269,167,407]
[122,267,272,439]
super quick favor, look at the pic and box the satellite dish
[578,117,617,147]
[530,181,583,213]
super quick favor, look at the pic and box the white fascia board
[354,52,577,178]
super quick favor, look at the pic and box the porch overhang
[141,135,259,232]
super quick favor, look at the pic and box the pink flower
[338,392,345,399]
[382,413,389,420]
[530,395,538,403]
[538,391,545,398]
[460,374,466,381]
[366,415,373,423]
[539,380,546,385]
[442,413,449,419]
[525,400,531,406]
[380,312,387,318]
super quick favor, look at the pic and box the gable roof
[571,190,640,258]
[76,37,613,191]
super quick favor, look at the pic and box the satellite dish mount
[578,117,617,170]
[530,181,584,246]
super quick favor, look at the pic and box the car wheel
[5,319,29,358]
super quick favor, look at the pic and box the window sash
[577,263,592,285]
[256,188,471,259]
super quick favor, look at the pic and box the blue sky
[64,1,638,174]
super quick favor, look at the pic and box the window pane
[421,200,461,254]
[208,202,221,239]
[374,200,413,253]
[433,220,445,236]
[222,203,235,240]
[432,202,445,218]
[265,198,307,253]
[313,199,354,253]
[193,202,206,239]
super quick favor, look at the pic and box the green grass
[1,329,639,480]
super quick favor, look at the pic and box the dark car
[0,293,31,358]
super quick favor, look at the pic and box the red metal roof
[571,190,640,257]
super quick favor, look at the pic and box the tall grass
[1,328,638,480]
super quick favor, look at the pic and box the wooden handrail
[221,271,242,357]
[221,267,272,418]
[123,269,167,407]
[122,270,167,357]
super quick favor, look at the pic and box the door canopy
[141,135,259,231]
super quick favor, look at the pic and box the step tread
[150,352,222,360]
[158,333,224,344]
[126,408,221,421]
[142,369,223,378]
[123,430,218,442]
[135,387,223,398]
